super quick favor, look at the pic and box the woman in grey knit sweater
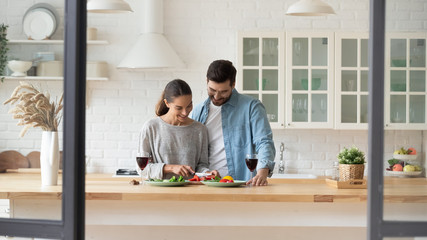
[138,79,219,180]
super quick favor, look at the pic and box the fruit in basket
[386,159,405,171]
[403,165,417,172]
[414,165,422,171]
[392,164,403,171]
[407,147,417,155]
[394,147,417,155]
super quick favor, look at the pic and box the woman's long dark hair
[155,79,192,116]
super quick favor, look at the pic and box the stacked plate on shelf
[23,3,59,40]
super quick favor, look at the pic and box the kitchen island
[1,171,426,240]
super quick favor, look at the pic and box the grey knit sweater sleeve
[138,117,209,179]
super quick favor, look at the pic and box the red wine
[245,158,258,172]
[136,157,150,170]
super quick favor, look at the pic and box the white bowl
[393,154,418,161]
[7,60,33,77]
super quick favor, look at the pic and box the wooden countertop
[1,171,426,203]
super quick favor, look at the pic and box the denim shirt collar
[204,88,239,109]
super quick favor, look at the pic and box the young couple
[138,60,276,186]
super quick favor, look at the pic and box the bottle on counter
[332,161,339,181]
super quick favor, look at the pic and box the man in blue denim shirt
[191,60,275,186]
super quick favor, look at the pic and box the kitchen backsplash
[1,0,426,176]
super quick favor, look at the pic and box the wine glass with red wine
[245,154,258,182]
[136,151,152,182]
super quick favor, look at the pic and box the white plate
[201,180,246,187]
[392,154,418,161]
[144,180,187,187]
[23,3,59,40]
[385,170,422,177]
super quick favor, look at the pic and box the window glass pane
[341,95,357,123]
[312,69,327,91]
[390,39,407,67]
[312,38,328,66]
[342,39,357,67]
[342,70,357,91]
[243,69,259,91]
[390,95,406,123]
[262,38,278,66]
[262,69,278,91]
[409,39,425,67]
[390,70,406,92]
[410,95,425,123]
[409,70,426,92]
[243,38,259,66]
[292,94,308,122]
[361,70,369,92]
[293,69,308,90]
[361,39,369,67]
[360,95,368,123]
[245,94,259,100]
[293,38,308,66]
[262,94,278,123]
[312,94,327,122]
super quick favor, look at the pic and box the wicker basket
[339,164,365,181]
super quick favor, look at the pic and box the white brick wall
[1,0,426,176]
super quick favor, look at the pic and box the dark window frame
[367,0,427,239]
[0,0,86,239]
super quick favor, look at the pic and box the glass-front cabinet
[237,32,285,128]
[237,31,426,130]
[285,32,334,128]
[335,33,369,129]
[385,33,427,130]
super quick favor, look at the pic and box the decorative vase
[339,164,365,181]
[40,131,60,186]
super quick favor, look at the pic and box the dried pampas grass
[3,82,63,137]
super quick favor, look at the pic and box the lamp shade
[286,0,335,16]
[87,0,133,13]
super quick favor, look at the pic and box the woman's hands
[206,170,220,177]
[163,164,195,177]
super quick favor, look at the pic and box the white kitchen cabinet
[238,31,425,130]
[335,33,369,129]
[237,32,285,129]
[285,32,334,129]
[385,33,427,130]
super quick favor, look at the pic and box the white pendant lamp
[286,0,335,16]
[117,0,184,69]
[87,0,133,13]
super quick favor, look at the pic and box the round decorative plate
[23,3,59,40]
[201,180,246,187]
[385,170,422,177]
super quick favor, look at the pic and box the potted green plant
[337,146,366,181]
[0,23,9,82]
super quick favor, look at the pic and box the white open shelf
[8,40,109,45]
[2,76,108,81]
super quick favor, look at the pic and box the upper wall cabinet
[237,32,285,129]
[335,33,369,129]
[385,33,427,130]
[237,31,427,130]
[285,32,334,129]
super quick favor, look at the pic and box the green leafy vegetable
[178,176,184,182]
[169,176,177,182]
[387,159,400,166]
[204,176,221,182]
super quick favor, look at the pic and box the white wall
[0,0,426,175]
